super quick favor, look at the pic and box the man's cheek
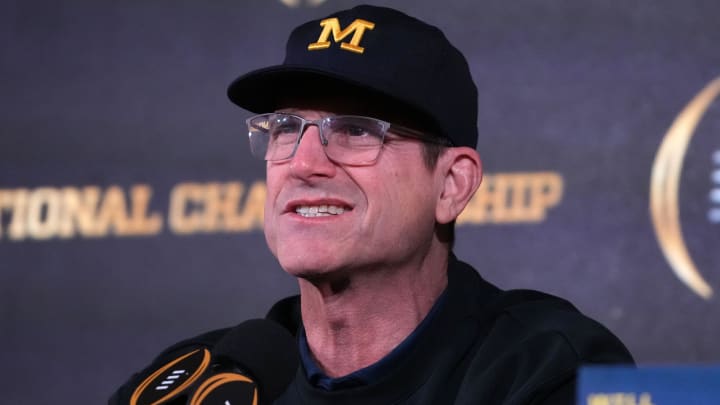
[263,196,278,255]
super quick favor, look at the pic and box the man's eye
[269,124,299,145]
[343,125,371,137]
[331,122,376,137]
[271,123,299,135]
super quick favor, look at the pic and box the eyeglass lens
[247,114,390,165]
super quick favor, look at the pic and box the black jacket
[111,256,633,404]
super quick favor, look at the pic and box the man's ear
[435,147,482,224]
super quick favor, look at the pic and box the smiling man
[112,5,632,405]
[254,102,468,379]
[224,5,633,404]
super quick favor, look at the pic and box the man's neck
[297,248,449,378]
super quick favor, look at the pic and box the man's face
[263,107,443,280]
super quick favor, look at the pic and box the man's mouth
[295,205,347,218]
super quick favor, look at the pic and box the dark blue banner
[1,0,719,403]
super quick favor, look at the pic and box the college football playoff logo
[650,76,720,300]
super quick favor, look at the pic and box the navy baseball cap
[228,5,478,148]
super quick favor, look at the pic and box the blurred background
[1,0,719,403]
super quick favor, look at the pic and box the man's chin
[279,258,351,283]
[274,244,346,275]
[278,258,332,278]
[281,262,335,279]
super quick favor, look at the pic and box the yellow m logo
[307,18,375,54]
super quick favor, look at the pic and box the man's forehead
[273,92,439,136]
[274,107,337,117]
[274,93,379,115]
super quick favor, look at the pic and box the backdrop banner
[1,0,719,403]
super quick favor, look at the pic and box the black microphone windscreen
[211,319,299,401]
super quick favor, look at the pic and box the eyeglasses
[246,113,451,165]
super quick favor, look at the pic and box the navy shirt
[298,290,448,390]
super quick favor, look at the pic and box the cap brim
[228,65,411,114]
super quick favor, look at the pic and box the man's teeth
[295,205,346,217]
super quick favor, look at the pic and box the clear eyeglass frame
[245,112,451,166]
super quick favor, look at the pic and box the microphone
[110,329,228,405]
[130,345,210,405]
[189,319,299,405]
[124,319,298,405]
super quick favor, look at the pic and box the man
[112,5,632,404]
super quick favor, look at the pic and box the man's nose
[288,125,336,180]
